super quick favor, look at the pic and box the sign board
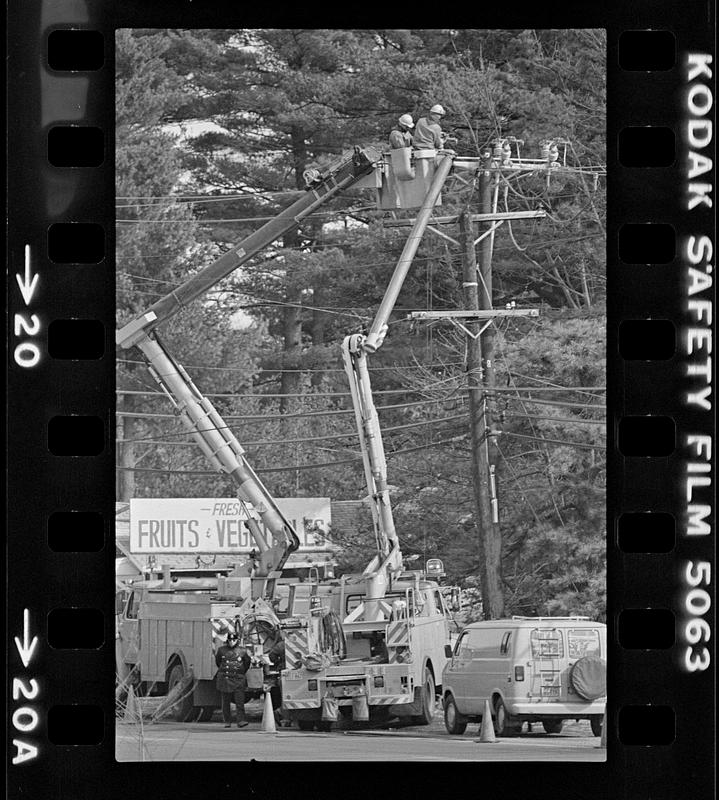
[129,498,335,554]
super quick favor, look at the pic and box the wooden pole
[476,166,504,619]
[460,208,504,620]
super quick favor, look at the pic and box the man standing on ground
[215,632,251,728]
[412,104,448,150]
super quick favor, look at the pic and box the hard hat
[430,104,446,116]
[398,113,414,128]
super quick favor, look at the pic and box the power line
[501,396,605,410]
[116,387,420,400]
[492,386,605,393]
[117,357,465,374]
[115,435,465,476]
[115,386,602,400]
[495,442,546,529]
[116,413,468,448]
[117,396,468,423]
[500,431,605,451]
[503,413,605,426]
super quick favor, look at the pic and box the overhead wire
[115,435,467,476]
[117,357,466,374]
[115,384,604,400]
[495,442,546,530]
[116,395,469,422]
[500,431,604,451]
[115,412,469,448]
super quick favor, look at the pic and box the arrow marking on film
[16,245,39,306]
[14,608,39,668]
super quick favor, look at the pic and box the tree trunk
[117,394,137,501]
[280,288,303,410]
[310,284,327,388]
[279,126,309,411]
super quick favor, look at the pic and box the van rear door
[565,627,605,702]
[527,627,564,702]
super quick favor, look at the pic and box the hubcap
[497,704,505,731]
[447,702,455,726]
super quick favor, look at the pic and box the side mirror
[444,644,454,659]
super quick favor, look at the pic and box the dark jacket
[215,644,251,692]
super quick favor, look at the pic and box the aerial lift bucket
[352,692,369,722]
[390,147,415,181]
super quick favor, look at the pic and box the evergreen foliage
[116,28,606,620]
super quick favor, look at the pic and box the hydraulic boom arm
[118,147,378,349]
[342,155,454,616]
[117,147,379,586]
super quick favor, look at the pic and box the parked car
[441,616,606,736]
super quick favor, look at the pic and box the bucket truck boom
[341,153,454,619]
[116,146,379,592]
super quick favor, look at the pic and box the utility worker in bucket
[389,114,415,149]
[412,104,447,150]
[215,632,251,728]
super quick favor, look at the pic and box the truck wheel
[494,698,521,737]
[542,719,564,735]
[168,664,194,722]
[412,668,436,726]
[590,715,603,737]
[443,694,468,735]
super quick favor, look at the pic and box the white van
[441,616,606,736]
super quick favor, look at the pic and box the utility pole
[402,138,602,620]
[460,205,504,620]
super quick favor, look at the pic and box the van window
[467,628,508,657]
[455,631,472,659]
[433,590,446,616]
[500,631,512,655]
[567,628,601,658]
[530,629,564,658]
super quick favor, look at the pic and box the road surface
[116,700,606,762]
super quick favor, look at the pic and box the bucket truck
[279,155,455,730]
[116,147,379,719]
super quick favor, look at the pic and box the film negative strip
[6,2,715,798]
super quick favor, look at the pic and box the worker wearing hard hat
[412,104,447,150]
[389,114,415,149]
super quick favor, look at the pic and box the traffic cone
[259,690,277,734]
[477,699,497,743]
